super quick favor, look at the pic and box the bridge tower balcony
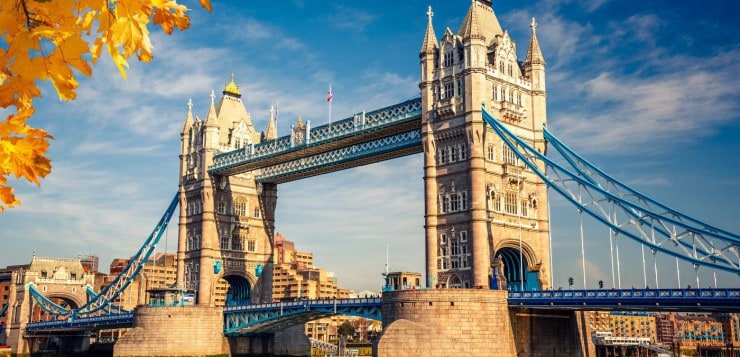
[435,97,461,119]
[490,100,526,123]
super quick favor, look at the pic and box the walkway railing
[25,312,135,333]
[209,98,421,175]
[508,288,740,310]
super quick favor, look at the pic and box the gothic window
[232,232,242,251]
[450,194,459,212]
[444,51,453,67]
[450,145,458,161]
[435,85,440,100]
[439,147,449,164]
[460,231,468,243]
[460,192,468,211]
[253,206,261,218]
[441,195,450,213]
[499,60,504,73]
[505,191,518,215]
[456,78,463,96]
[451,258,460,269]
[248,239,256,252]
[444,82,454,99]
[220,230,229,250]
[459,144,467,160]
[234,198,247,216]
[451,239,460,255]
[521,198,529,217]
[503,144,517,165]
[440,233,448,245]
[509,91,514,103]
[487,144,496,161]
[493,192,501,212]
[508,63,513,76]
[217,200,226,214]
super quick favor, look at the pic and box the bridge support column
[374,289,516,357]
[113,306,225,357]
[508,308,588,357]
[226,325,310,357]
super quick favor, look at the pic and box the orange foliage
[0,0,211,211]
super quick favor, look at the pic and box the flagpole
[327,83,333,129]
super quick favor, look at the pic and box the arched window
[234,198,247,216]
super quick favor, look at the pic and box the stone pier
[374,289,516,357]
[113,306,225,357]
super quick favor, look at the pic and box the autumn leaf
[0,0,212,211]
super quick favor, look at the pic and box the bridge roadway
[23,288,740,335]
[208,98,422,183]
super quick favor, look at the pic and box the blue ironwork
[508,288,740,311]
[28,194,180,318]
[223,298,382,335]
[209,98,421,176]
[25,312,134,333]
[85,286,130,314]
[481,106,740,275]
[255,129,421,183]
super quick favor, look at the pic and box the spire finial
[530,17,538,31]
[187,98,193,113]
[210,90,215,105]
[426,6,433,21]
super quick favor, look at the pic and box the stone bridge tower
[420,1,551,290]
[177,77,278,306]
[5,257,96,353]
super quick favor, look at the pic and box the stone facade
[420,1,551,291]
[113,306,224,356]
[374,289,516,357]
[4,257,95,354]
[178,78,278,307]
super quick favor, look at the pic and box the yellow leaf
[200,0,213,13]
[107,43,130,79]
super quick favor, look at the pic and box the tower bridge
[4,1,740,356]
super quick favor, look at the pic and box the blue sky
[2,0,739,293]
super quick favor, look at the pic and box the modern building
[272,233,349,301]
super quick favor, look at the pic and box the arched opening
[31,296,80,322]
[495,247,540,291]
[223,275,251,306]
[446,274,462,288]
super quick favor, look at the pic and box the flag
[326,85,333,102]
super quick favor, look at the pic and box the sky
[2,0,739,293]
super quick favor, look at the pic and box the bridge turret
[263,105,278,141]
[418,1,552,291]
[524,17,547,136]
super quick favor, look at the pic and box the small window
[444,52,453,67]
[487,145,496,161]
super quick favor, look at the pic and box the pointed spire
[205,90,218,126]
[525,17,546,66]
[182,98,194,132]
[264,105,277,140]
[458,0,502,40]
[420,6,439,54]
